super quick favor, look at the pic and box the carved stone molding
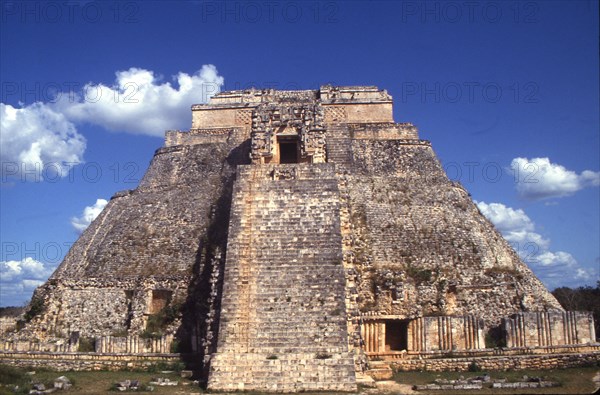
[271,168,297,180]
[250,103,326,163]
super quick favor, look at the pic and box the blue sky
[1,0,598,306]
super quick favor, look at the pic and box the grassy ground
[1,364,598,394]
[0,365,200,395]
[392,366,599,394]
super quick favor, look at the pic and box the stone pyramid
[6,86,594,392]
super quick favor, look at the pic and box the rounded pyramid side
[345,138,563,326]
[11,142,245,339]
[52,144,232,279]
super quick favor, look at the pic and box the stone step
[355,372,377,388]
[366,361,394,381]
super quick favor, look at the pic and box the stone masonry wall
[392,351,600,372]
[0,352,182,372]
[349,122,419,140]
[504,311,596,348]
[359,315,485,354]
[410,316,486,352]
[0,317,17,334]
[95,335,174,354]
[8,277,189,340]
[165,127,248,147]
[1,334,173,354]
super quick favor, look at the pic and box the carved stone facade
[2,86,597,391]
[360,315,485,354]
[503,311,595,348]
[250,103,326,163]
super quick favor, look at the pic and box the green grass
[393,366,599,394]
[0,365,196,395]
[1,364,597,394]
[0,364,30,394]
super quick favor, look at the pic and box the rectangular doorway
[385,319,409,351]
[278,138,298,164]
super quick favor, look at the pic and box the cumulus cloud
[477,201,595,289]
[476,201,549,250]
[0,102,86,181]
[71,198,108,233]
[0,258,55,306]
[511,157,600,200]
[1,65,223,182]
[54,64,224,136]
[532,251,593,287]
[0,257,52,281]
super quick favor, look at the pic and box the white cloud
[71,198,108,233]
[0,257,52,281]
[537,251,577,268]
[0,258,55,306]
[54,64,224,136]
[0,102,86,181]
[1,65,223,183]
[511,157,600,200]
[21,279,45,290]
[476,201,549,250]
[531,251,596,289]
[477,201,595,289]
[475,202,533,232]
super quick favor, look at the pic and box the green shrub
[23,296,45,322]
[468,361,481,372]
[0,306,24,318]
[110,329,129,337]
[78,337,96,352]
[147,361,185,373]
[330,308,342,316]
[140,328,162,340]
[315,353,332,360]
[141,303,182,339]
[169,340,180,353]
[485,326,507,348]
[406,266,432,284]
[161,363,177,373]
[15,320,26,331]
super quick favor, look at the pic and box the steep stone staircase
[207,164,357,392]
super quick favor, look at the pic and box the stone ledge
[391,351,600,372]
[0,351,189,372]
[368,343,600,361]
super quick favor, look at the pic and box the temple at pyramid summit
[1,86,597,391]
